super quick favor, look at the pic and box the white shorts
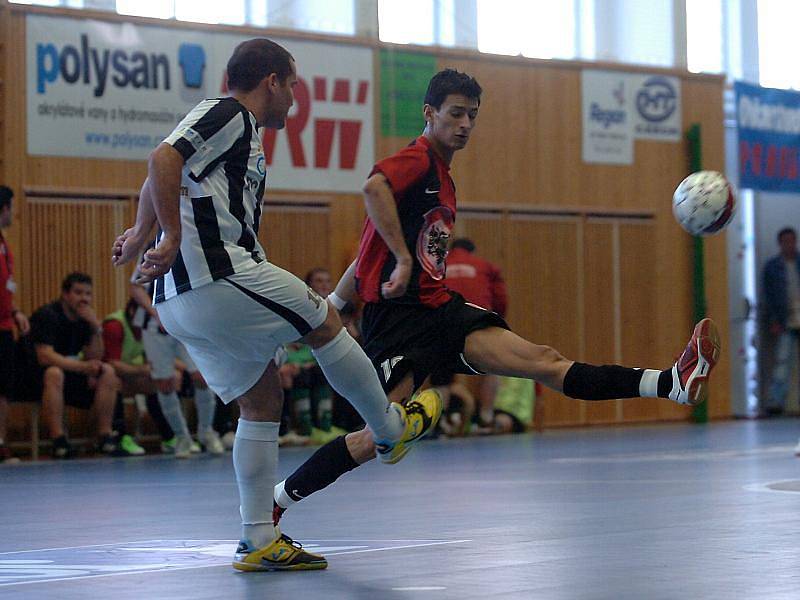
[141,327,198,380]
[155,261,328,403]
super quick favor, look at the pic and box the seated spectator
[486,377,536,434]
[29,273,119,459]
[102,298,177,455]
[278,268,347,445]
[130,250,223,457]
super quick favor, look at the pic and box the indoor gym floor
[1,418,799,599]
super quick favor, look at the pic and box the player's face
[62,282,93,315]
[779,232,797,257]
[264,60,298,129]
[0,204,11,228]
[426,94,479,152]
[309,271,333,297]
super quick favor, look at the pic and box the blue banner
[736,81,800,193]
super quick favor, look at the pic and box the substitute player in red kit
[273,68,722,521]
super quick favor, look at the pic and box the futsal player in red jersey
[273,69,722,520]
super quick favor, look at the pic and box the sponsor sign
[735,81,800,193]
[582,70,681,164]
[380,49,437,137]
[26,14,374,192]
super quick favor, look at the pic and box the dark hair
[450,238,476,253]
[61,272,92,293]
[304,267,330,286]
[424,69,482,110]
[778,227,797,242]
[0,186,13,211]
[227,38,294,92]
[124,298,139,322]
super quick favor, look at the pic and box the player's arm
[362,173,413,298]
[35,344,97,375]
[138,144,185,281]
[129,281,159,320]
[112,178,158,267]
[329,260,358,309]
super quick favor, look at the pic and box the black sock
[657,370,673,398]
[563,362,645,400]
[283,435,360,503]
[112,394,127,436]
[145,394,175,440]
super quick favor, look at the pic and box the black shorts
[31,367,95,409]
[0,330,14,398]
[361,293,510,393]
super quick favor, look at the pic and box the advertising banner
[582,69,681,165]
[736,81,800,193]
[26,14,374,192]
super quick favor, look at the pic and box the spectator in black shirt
[29,273,119,458]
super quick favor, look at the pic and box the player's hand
[83,359,104,377]
[381,258,412,299]
[112,227,147,267]
[136,235,181,283]
[13,311,30,335]
[75,304,100,329]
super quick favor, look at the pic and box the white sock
[193,385,216,433]
[234,419,279,548]
[274,479,297,510]
[311,328,404,443]
[157,391,190,437]
[638,369,662,398]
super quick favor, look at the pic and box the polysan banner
[26,14,374,192]
[736,81,800,193]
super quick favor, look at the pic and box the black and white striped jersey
[154,97,267,304]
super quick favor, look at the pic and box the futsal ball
[672,170,736,236]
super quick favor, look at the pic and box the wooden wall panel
[618,222,670,421]
[454,210,505,268]
[22,198,135,319]
[505,217,581,426]
[583,221,618,424]
[259,206,331,279]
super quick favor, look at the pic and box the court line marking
[743,481,800,495]
[0,539,472,588]
[0,539,463,555]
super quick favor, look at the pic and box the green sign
[380,49,437,138]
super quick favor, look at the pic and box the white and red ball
[672,170,736,236]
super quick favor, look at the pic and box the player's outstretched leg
[464,318,721,405]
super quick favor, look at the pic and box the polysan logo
[35,34,206,98]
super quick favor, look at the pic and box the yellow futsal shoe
[232,531,328,572]
[376,389,443,465]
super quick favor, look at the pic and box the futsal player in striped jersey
[112,38,441,572]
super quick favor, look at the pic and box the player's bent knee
[190,372,208,388]
[302,307,343,348]
[43,366,65,387]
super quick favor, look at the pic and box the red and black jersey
[0,232,14,332]
[356,136,456,308]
